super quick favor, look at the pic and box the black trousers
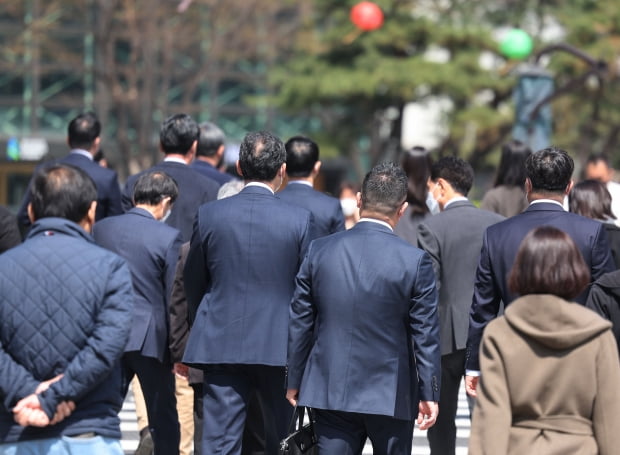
[123,352,180,455]
[426,349,474,455]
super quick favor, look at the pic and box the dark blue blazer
[287,221,441,420]
[122,161,219,242]
[466,201,615,370]
[93,208,182,362]
[277,182,345,239]
[183,185,312,367]
[17,151,123,228]
[190,159,234,186]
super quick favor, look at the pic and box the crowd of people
[1,111,620,455]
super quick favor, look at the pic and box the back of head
[525,147,574,194]
[361,162,407,216]
[401,146,432,214]
[495,140,532,187]
[197,121,226,158]
[431,156,474,196]
[67,112,101,150]
[569,179,614,220]
[508,226,590,300]
[30,164,97,224]
[584,153,612,182]
[133,171,179,206]
[238,131,285,181]
[160,114,199,155]
[284,136,319,178]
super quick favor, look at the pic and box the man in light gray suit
[416,156,504,455]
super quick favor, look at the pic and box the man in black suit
[183,131,312,455]
[278,136,345,238]
[122,114,219,242]
[190,121,234,186]
[416,157,504,455]
[287,163,441,455]
[17,112,123,232]
[94,171,183,454]
[465,146,615,397]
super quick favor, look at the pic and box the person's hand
[13,394,48,427]
[416,401,438,430]
[50,400,76,425]
[173,363,189,379]
[35,374,64,394]
[465,375,479,398]
[286,389,298,407]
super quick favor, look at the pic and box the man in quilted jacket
[0,164,133,454]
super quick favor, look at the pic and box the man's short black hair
[361,162,407,216]
[284,136,319,178]
[585,152,610,167]
[30,164,97,223]
[133,171,179,206]
[67,112,101,150]
[430,156,474,196]
[197,122,226,158]
[238,131,285,181]
[160,114,200,156]
[525,146,574,193]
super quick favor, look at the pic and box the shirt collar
[287,180,313,188]
[70,149,93,160]
[163,156,187,165]
[245,182,274,194]
[444,196,468,209]
[358,218,393,231]
[529,199,566,210]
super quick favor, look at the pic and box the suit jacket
[287,221,441,420]
[466,201,615,371]
[17,151,123,229]
[93,208,182,362]
[277,182,345,239]
[417,200,504,356]
[122,161,219,242]
[183,185,312,367]
[190,159,234,186]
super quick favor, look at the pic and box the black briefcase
[279,406,318,455]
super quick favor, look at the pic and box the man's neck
[527,192,565,204]
[287,176,314,186]
[164,154,190,165]
[359,210,397,229]
[196,155,218,167]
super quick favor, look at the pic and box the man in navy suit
[287,163,441,455]
[417,157,504,455]
[122,114,220,242]
[465,146,615,397]
[17,112,123,232]
[190,121,235,186]
[94,171,183,455]
[278,136,345,238]
[183,131,312,455]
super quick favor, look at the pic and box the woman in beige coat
[469,226,620,455]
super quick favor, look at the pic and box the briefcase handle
[287,405,315,434]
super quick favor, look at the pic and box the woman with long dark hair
[481,140,532,217]
[394,146,434,245]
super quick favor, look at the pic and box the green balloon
[499,29,533,59]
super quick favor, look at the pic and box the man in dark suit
[94,171,183,455]
[416,157,504,455]
[278,136,345,238]
[190,121,235,186]
[287,163,441,455]
[17,112,123,232]
[122,114,220,242]
[183,131,312,455]
[465,146,615,397]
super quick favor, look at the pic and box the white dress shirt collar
[245,182,274,194]
[163,156,187,165]
[69,149,93,160]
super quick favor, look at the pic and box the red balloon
[350,1,384,31]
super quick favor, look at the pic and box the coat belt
[513,415,593,436]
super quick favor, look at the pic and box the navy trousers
[201,364,292,455]
[313,409,415,455]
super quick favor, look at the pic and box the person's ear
[565,179,574,195]
[235,160,243,178]
[356,192,362,208]
[186,140,197,163]
[312,161,321,176]
[27,203,35,224]
[525,178,532,193]
[397,201,408,219]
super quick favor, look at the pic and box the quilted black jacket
[0,217,133,442]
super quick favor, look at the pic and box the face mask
[340,198,358,217]
[161,209,172,223]
[425,192,440,215]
